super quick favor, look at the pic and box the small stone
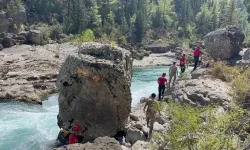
[142,126,149,135]
[153,122,164,132]
[135,122,143,130]
[130,113,140,121]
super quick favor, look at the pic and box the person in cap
[157,73,168,100]
[193,45,202,71]
[169,61,178,88]
[68,125,81,144]
[143,93,157,138]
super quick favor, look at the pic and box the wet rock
[204,26,245,59]
[56,43,133,142]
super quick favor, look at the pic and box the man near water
[193,46,202,71]
[169,61,178,88]
[180,53,187,73]
[157,73,167,100]
[143,93,157,138]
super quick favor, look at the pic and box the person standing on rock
[169,61,178,88]
[68,125,81,144]
[157,73,168,100]
[193,46,202,71]
[180,53,187,73]
[143,93,157,138]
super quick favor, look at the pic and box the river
[0,67,170,150]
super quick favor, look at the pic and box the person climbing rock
[68,125,81,144]
[56,128,70,147]
[180,53,187,73]
[193,46,202,71]
[143,93,157,138]
[169,61,178,88]
[157,73,167,100]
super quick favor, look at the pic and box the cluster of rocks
[0,30,48,50]
[166,69,232,109]
[0,43,78,104]
[144,44,177,54]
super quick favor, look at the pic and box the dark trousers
[158,85,166,100]
[180,64,186,73]
[193,56,200,70]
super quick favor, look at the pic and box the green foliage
[6,0,24,15]
[209,61,241,82]
[72,29,96,43]
[154,100,250,150]
[233,68,250,108]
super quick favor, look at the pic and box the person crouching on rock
[143,93,157,138]
[180,53,187,73]
[68,125,81,144]
[157,72,168,100]
[169,61,178,88]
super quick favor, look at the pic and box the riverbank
[0,43,176,104]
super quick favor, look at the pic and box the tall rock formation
[204,26,245,59]
[56,43,133,142]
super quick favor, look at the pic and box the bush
[209,61,241,82]
[233,68,250,108]
[153,100,250,150]
[72,29,95,43]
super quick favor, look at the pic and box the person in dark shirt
[157,73,167,100]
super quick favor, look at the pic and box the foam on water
[0,67,169,150]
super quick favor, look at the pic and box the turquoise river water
[0,67,170,150]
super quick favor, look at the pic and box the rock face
[144,44,172,53]
[0,12,11,33]
[204,26,245,59]
[167,76,232,108]
[56,43,133,141]
[56,137,123,150]
[0,43,78,103]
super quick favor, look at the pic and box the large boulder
[204,26,245,59]
[168,78,232,108]
[56,43,133,142]
[56,137,123,150]
[27,30,41,45]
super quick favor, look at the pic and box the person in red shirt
[157,73,167,100]
[68,125,81,144]
[193,46,202,71]
[180,53,187,73]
